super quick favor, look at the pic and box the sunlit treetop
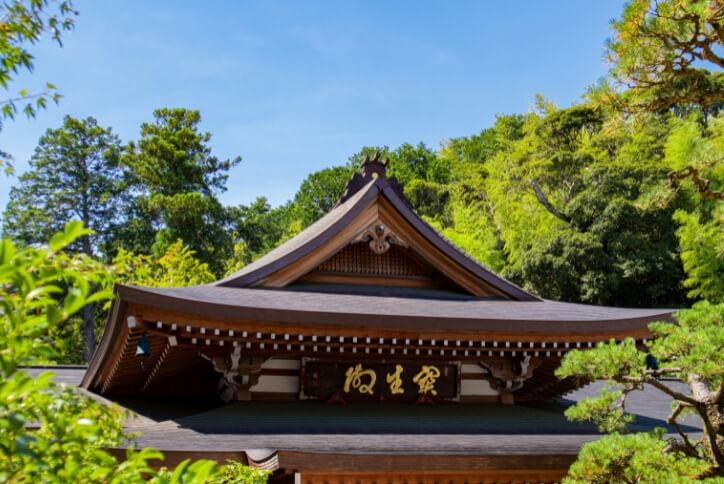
[605,0,724,112]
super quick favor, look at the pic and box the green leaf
[49,221,92,252]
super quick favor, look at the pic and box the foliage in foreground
[557,302,724,479]
[0,221,268,482]
[565,431,714,483]
[0,0,76,172]
[31,239,216,365]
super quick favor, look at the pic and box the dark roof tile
[118,284,675,334]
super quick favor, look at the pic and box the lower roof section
[28,368,701,481]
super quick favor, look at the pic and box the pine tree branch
[528,178,571,224]
[688,374,724,469]
[668,165,724,201]
[667,402,699,456]
[622,375,700,406]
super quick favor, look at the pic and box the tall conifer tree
[117,108,241,275]
[2,115,125,359]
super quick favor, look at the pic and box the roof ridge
[214,178,380,287]
[379,185,540,301]
[384,185,533,300]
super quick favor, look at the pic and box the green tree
[209,460,270,484]
[112,240,215,288]
[519,158,686,306]
[0,222,268,482]
[557,302,724,479]
[118,108,240,275]
[676,210,724,303]
[387,142,450,187]
[606,0,724,114]
[439,104,687,306]
[432,186,505,273]
[602,0,724,204]
[290,165,354,228]
[404,179,450,222]
[2,116,125,256]
[226,197,294,272]
[2,115,125,360]
[564,431,711,482]
[664,114,724,303]
[0,0,76,171]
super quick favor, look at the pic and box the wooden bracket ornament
[200,347,267,402]
[479,356,542,403]
[352,222,407,255]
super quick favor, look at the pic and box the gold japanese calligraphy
[412,365,440,395]
[385,364,404,394]
[302,360,457,401]
[343,364,376,395]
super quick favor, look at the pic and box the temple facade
[82,155,675,482]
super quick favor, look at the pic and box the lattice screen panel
[316,243,432,277]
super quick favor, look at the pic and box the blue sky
[1,1,625,210]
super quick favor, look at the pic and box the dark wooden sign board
[300,358,461,402]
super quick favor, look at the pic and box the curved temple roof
[83,156,677,397]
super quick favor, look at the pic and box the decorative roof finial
[335,150,399,206]
[360,150,389,179]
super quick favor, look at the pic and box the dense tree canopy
[429,106,693,307]
[117,108,241,275]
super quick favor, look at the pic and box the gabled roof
[217,156,538,301]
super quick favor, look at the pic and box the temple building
[81,155,677,482]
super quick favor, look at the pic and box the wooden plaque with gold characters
[300,358,460,402]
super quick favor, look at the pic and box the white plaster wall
[460,378,498,396]
[461,363,486,374]
[261,358,301,370]
[251,375,300,393]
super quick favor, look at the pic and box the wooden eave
[81,283,674,395]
